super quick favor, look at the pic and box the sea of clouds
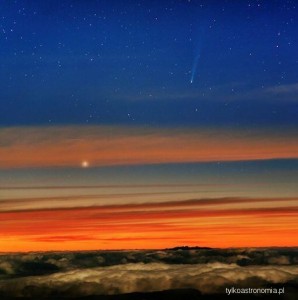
[0,248,297,298]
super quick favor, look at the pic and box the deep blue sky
[1,0,297,126]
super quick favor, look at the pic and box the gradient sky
[0,0,298,252]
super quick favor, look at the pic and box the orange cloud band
[0,197,297,251]
[0,126,298,168]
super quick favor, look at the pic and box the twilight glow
[0,0,298,254]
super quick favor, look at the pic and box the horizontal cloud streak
[0,196,297,212]
[0,197,297,251]
[266,82,298,95]
[1,126,298,168]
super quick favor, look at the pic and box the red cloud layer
[1,197,297,251]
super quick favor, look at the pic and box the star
[81,160,89,168]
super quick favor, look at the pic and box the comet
[189,23,205,84]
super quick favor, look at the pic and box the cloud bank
[0,248,298,298]
[0,261,297,297]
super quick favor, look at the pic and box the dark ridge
[165,246,212,250]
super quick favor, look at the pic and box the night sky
[0,0,298,251]
[1,0,298,126]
